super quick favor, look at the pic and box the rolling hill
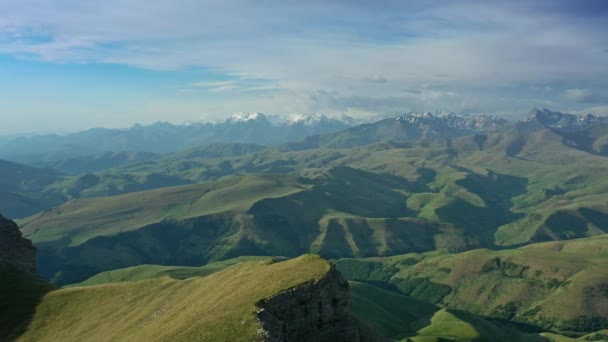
[0,160,67,219]
[335,235,608,336]
[67,256,288,287]
[21,170,475,284]
[16,109,608,284]
[37,151,160,175]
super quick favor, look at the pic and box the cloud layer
[1,0,607,132]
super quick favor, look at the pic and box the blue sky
[1,0,607,133]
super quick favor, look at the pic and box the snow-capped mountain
[394,112,508,132]
[5,108,605,164]
[267,113,356,127]
[187,112,355,128]
[0,112,358,161]
[292,111,512,150]
[223,112,269,124]
[525,108,607,132]
[443,113,509,131]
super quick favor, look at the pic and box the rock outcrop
[255,265,365,342]
[0,213,36,273]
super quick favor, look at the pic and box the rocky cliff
[0,213,36,273]
[256,265,382,342]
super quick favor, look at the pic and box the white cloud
[562,88,608,103]
[209,85,241,92]
[587,105,608,116]
[192,80,239,88]
[0,0,607,129]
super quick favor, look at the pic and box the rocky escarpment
[0,213,36,273]
[256,265,372,342]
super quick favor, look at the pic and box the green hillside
[407,308,548,342]
[10,118,608,243]
[98,123,608,247]
[22,174,305,247]
[68,256,287,287]
[349,281,438,339]
[36,151,160,175]
[19,137,608,285]
[351,279,548,341]
[7,115,608,342]
[42,172,193,199]
[335,235,608,336]
[22,169,477,285]
[13,255,333,342]
[0,160,66,219]
[61,266,576,342]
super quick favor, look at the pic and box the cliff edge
[256,265,362,341]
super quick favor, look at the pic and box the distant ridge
[0,112,355,164]
[285,111,510,149]
[525,107,607,131]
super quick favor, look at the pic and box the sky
[1,0,608,134]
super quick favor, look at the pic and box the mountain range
[0,111,516,166]
[0,113,354,165]
[2,107,608,340]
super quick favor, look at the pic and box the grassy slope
[336,235,608,336]
[15,123,608,287]
[16,255,330,342]
[22,167,476,285]
[17,123,608,248]
[67,256,287,287]
[349,281,551,341]
[409,308,549,342]
[55,264,588,342]
[349,281,437,338]
[20,174,304,246]
[110,127,608,247]
[0,159,66,219]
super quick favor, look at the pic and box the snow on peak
[268,113,356,127]
[225,112,267,123]
[526,108,605,131]
[395,112,437,123]
[394,112,508,131]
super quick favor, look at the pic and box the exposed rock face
[256,265,363,342]
[0,214,36,273]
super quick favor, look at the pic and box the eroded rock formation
[256,265,368,342]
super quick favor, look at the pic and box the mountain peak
[394,112,436,125]
[225,112,268,123]
[394,112,507,131]
[267,113,356,127]
[525,108,605,131]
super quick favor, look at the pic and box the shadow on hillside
[0,265,53,340]
[436,166,528,246]
[579,208,608,231]
[448,309,552,342]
